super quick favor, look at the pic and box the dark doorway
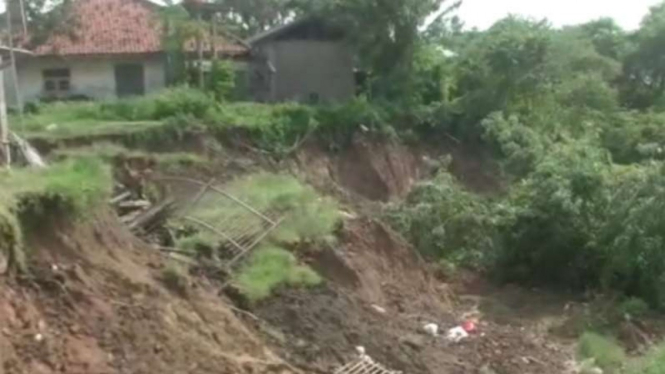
[115,63,145,97]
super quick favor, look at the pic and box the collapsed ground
[0,118,660,374]
[0,125,633,374]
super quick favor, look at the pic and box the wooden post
[0,55,10,168]
[196,11,204,89]
[211,14,217,60]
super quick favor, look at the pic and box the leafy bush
[236,245,321,301]
[578,332,626,373]
[153,87,216,119]
[386,169,498,268]
[617,297,650,319]
[206,60,236,102]
[494,140,612,287]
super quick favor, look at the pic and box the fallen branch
[109,191,131,205]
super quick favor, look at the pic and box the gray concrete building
[247,18,355,104]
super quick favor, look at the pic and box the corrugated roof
[31,0,248,57]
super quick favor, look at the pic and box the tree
[312,0,454,101]
[212,0,301,37]
[620,3,665,109]
[9,0,77,46]
[570,18,628,60]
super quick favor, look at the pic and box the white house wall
[5,54,166,107]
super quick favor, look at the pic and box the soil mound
[0,212,297,374]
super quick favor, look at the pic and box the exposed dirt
[0,212,298,374]
[1,134,570,374]
[253,218,574,374]
[294,135,502,203]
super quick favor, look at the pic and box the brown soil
[3,133,568,374]
[294,135,502,203]
[253,218,574,374]
[0,212,298,374]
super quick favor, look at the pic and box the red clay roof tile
[32,0,247,57]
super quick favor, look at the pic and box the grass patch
[578,332,626,373]
[53,143,210,173]
[17,89,395,154]
[0,156,112,215]
[236,245,321,301]
[627,343,665,374]
[0,157,112,272]
[175,231,218,258]
[188,173,339,245]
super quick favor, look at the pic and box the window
[42,68,71,97]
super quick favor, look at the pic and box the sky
[451,0,663,30]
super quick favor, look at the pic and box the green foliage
[188,173,339,246]
[628,343,665,374]
[578,332,626,373]
[0,207,25,273]
[236,245,321,301]
[153,87,216,119]
[206,60,236,102]
[0,157,112,219]
[617,297,650,319]
[620,3,665,109]
[386,169,498,268]
[175,232,217,257]
[0,157,111,272]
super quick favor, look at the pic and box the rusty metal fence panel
[335,355,402,374]
[157,176,283,267]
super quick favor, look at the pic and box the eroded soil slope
[0,213,297,374]
[253,218,574,374]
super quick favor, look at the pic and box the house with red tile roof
[4,0,249,106]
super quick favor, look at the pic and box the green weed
[236,245,321,301]
[0,156,111,272]
[187,173,339,245]
[578,332,626,373]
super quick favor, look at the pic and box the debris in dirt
[127,198,175,232]
[371,304,387,314]
[10,132,46,168]
[423,323,439,336]
[479,364,497,374]
[339,210,357,220]
[462,319,477,333]
[445,326,469,343]
[335,353,402,374]
[399,334,425,350]
[34,333,44,342]
[355,346,365,356]
[568,359,604,374]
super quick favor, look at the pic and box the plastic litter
[423,323,439,336]
[445,326,469,343]
[371,305,387,314]
[462,320,477,333]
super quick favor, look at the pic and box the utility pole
[0,54,10,168]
